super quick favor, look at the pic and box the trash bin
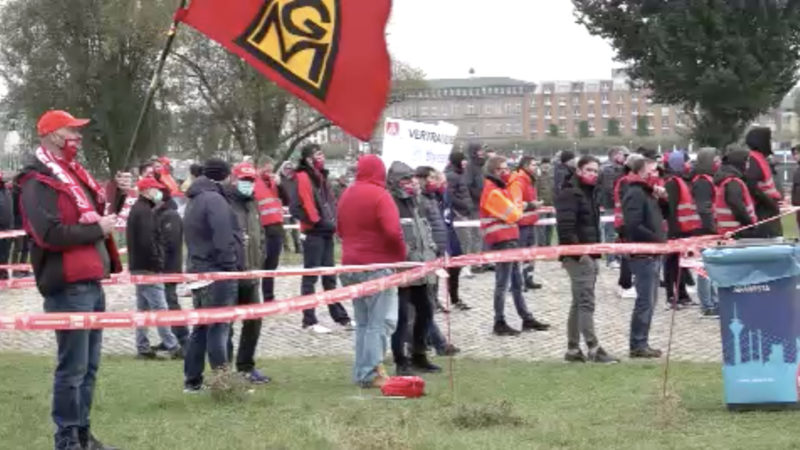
[703,243,800,410]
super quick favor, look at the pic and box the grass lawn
[1,355,799,449]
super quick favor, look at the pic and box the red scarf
[35,146,105,224]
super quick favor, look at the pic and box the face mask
[61,138,81,162]
[425,181,439,194]
[237,180,255,197]
[684,162,692,174]
[712,160,722,172]
[313,158,325,170]
[579,173,598,186]
[151,190,163,203]
[500,171,511,184]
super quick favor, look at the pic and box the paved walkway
[0,262,721,363]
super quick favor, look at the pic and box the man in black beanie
[182,157,244,392]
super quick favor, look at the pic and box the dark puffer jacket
[622,177,666,244]
[555,173,601,259]
[744,127,782,237]
[126,196,164,274]
[155,197,183,273]
[445,151,474,218]
[464,143,485,215]
[184,176,242,273]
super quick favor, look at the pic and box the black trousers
[663,253,689,300]
[447,267,462,304]
[0,236,11,280]
[391,284,432,366]
[164,283,189,347]
[300,233,349,327]
[618,256,632,289]
[261,232,283,302]
[227,280,262,373]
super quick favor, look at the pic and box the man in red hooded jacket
[337,155,406,388]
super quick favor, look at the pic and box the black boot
[410,353,441,373]
[493,320,520,336]
[522,318,551,331]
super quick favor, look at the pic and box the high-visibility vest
[613,174,633,229]
[508,170,539,226]
[749,151,782,200]
[255,176,283,226]
[666,176,701,233]
[479,178,521,244]
[714,176,757,234]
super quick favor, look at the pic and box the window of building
[661,117,670,127]
[573,106,580,116]
[632,105,638,115]
[484,104,493,115]
[505,123,513,134]
[530,97,537,108]
[469,125,477,136]
[419,106,428,117]
[616,106,623,116]
[602,105,609,116]
[559,106,567,118]
[513,123,522,134]
[466,104,476,115]
[514,102,522,114]
[544,107,552,118]
[601,93,609,102]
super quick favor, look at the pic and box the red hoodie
[337,155,406,265]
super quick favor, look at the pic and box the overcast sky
[387,0,619,82]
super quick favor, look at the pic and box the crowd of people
[11,108,800,449]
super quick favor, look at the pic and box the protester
[337,155,406,388]
[440,166,468,310]
[127,175,183,360]
[554,150,577,199]
[508,156,543,290]
[10,180,31,277]
[181,163,203,193]
[613,154,644,299]
[256,158,284,303]
[387,161,441,375]
[744,127,783,237]
[535,157,555,247]
[445,149,478,281]
[598,146,628,268]
[556,155,618,363]
[155,182,189,348]
[662,151,697,308]
[622,153,665,359]
[19,110,122,450]
[291,144,352,332]
[183,158,242,393]
[480,155,550,336]
[225,162,270,384]
[331,166,355,203]
[0,172,12,279]
[791,146,800,231]
[279,161,302,254]
[465,143,488,272]
[692,148,720,317]
[714,147,757,239]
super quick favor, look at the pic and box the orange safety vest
[479,177,521,244]
[749,151,782,200]
[714,177,757,234]
[666,176,701,233]
[508,170,539,226]
[255,176,283,226]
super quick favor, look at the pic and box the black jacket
[0,186,13,231]
[555,174,601,259]
[791,163,800,207]
[17,157,112,295]
[714,164,757,238]
[444,164,473,218]
[127,196,164,273]
[691,174,716,235]
[155,198,183,273]
[465,150,485,214]
[420,191,448,256]
[622,179,666,244]
[184,176,242,273]
[598,162,625,210]
[553,163,574,199]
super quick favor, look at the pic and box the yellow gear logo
[236,0,340,100]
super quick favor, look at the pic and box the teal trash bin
[703,243,800,410]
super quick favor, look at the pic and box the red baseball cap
[232,162,257,180]
[137,176,166,192]
[37,110,90,136]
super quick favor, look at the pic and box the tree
[607,118,621,136]
[578,120,591,138]
[636,115,650,137]
[548,124,560,138]
[0,0,177,175]
[574,0,800,148]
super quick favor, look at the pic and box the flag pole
[122,0,188,170]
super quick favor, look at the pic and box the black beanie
[203,158,230,182]
[560,150,576,164]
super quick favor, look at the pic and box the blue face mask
[237,180,255,197]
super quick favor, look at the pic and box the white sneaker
[618,287,636,299]
[609,261,621,270]
[307,324,332,334]
[462,267,475,279]
[343,320,356,331]
[687,286,697,294]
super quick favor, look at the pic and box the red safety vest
[749,151,782,200]
[255,176,283,226]
[666,176,701,233]
[508,170,539,226]
[612,174,632,230]
[479,178,520,245]
[714,177,757,234]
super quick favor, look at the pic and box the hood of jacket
[667,151,687,175]
[714,163,746,185]
[695,148,717,175]
[467,142,485,164]
[186,175,225,199]
[355,154,386,188]
[745,127,772,156]
[387,161,415,199]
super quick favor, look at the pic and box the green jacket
[227,186,264,273]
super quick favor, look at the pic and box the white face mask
[150,189,163,203]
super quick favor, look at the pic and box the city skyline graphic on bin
[721,279,800,404]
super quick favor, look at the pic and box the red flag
[177,0,392,141]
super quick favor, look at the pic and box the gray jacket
[226,186,264,273]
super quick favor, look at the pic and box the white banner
[380,118,458,171]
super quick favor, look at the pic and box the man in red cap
[18,110,121,450]
[221,162,270,384]
[127,176,183,360]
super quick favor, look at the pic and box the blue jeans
[340,269,398,384]
[135,283,178,353]
[535,214,554,247]
[184,279,237,387]
[629,256,661,351]
[519,225,536,276]
[697,274,719,311]
[602,221,619,264]
[43,282,105,450]
[491,240,533,323]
